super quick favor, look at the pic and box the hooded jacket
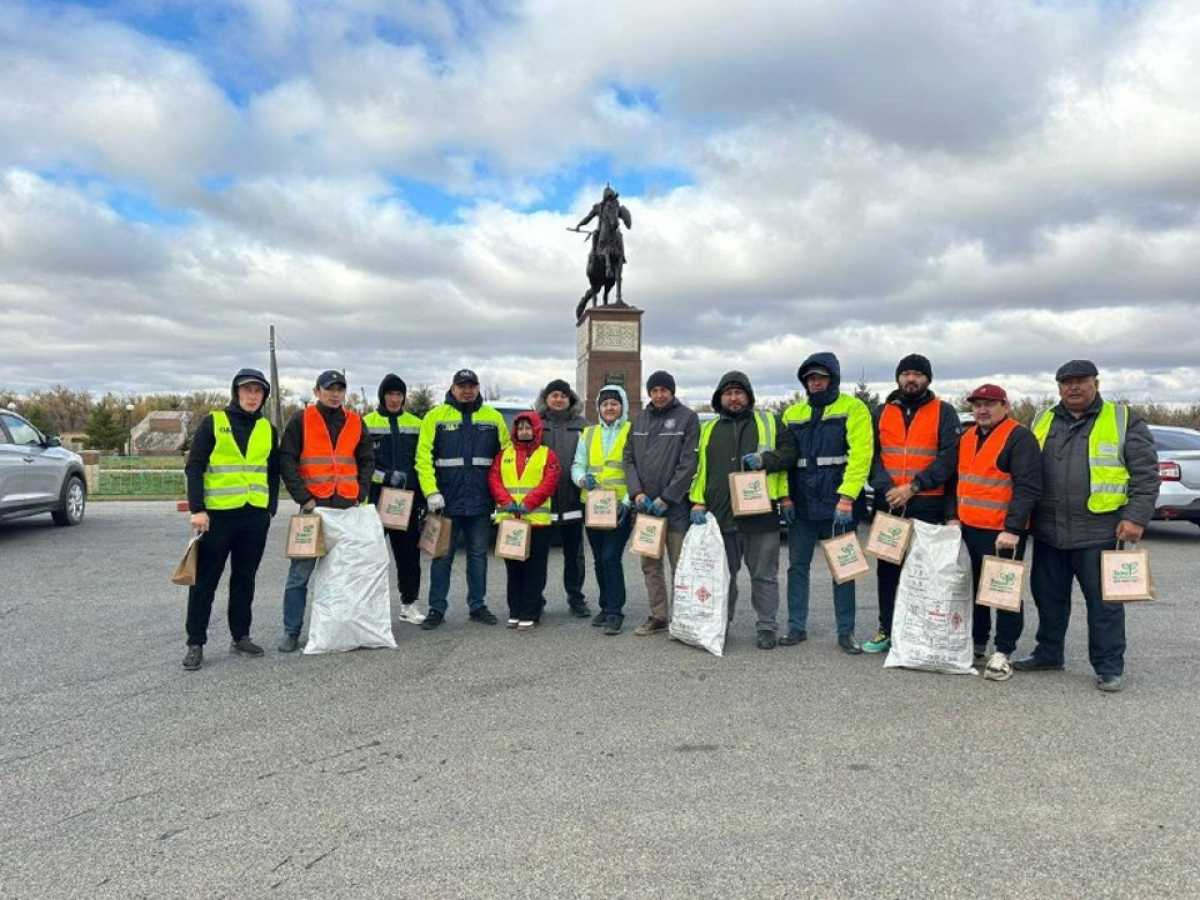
[488,411,561,522]
[769,352,873,521]
[691,371,795,534]
[623,394,700,532]
[1031,394,1159,549]
[365,374,424,505]
[571,384,630,497]
[415,389,510,517]
[536,383,588,522]
[868,387,960,520]
[185,369,280,516]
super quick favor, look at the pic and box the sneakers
[517,620,535,631]
[277,635,300,653]
[633,617,668,636]
[974,643,988,661]
[862,630,891,654]
[603,614,624,635]
[420,609,445,631]
[397,603,427,625]
[778,629,807,646]
[838,634,863,655]
[469,607,499,625]
[507,617,520,628]
[569,601,592,619]
[1012,654,1063,672]
[591,611,608,628]
[182,645,203,670]
[1097,674,1124,693]
[230,637,264,656]
[756,631,777,650]
[983,651,1013,682]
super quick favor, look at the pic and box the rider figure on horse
[573,185,632,320]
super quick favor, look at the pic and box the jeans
[282,556,317,638]
[962,524,1026,655]
[587,518,634,615]
[504,526,552,621]
[640,525,685,621]
[787,517,856,636]
[427,513,492,614]
[186,509,270,645]
[1029,539,1126,677]
[722,529,781,633]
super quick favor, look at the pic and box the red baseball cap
[967,383,1008,403]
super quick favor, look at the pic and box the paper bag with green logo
[286,513,327,559]
[585,489,619,529]
[976,550,1025,612]
[628,513,667,559]
[377,487,414,531]
[864,509,913,565]
[728,471,773,516]
[495,517,532,562]
[820,527,870,584]
[1100,542,1154,603]
[418,513,453,558]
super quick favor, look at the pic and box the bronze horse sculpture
[571,186,632,323]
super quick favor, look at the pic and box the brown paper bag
[286,514,327,559]
[170,534,202,586]
[820,529,870,584]
[418,513,453,558]
[729,471,773,516]
[1101,544,1155,603]
[864,509,913,565]
[628,513,667,559]
[976,553,1025,612]
[377,488,414,531]
[585,489,619,529]
[495,518,533,561]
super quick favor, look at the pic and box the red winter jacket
[489,411,561,519]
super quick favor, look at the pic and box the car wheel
[52,476,86,526]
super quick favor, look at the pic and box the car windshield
[1151,429,1200,451]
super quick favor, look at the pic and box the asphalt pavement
[1,502,1198,899]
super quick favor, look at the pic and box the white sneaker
[398,603,426,625]
[983,651,1013,682]
[517,620,535,631]
[507,618,520,628]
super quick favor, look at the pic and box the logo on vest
[664,419,675,429]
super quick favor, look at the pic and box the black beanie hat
[543,378,572,397]
[646,370,676,394]
[895,354,933,382]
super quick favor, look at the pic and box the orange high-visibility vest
[298,404,362,501]
[957,417,1019,530]
[879,402,944,497]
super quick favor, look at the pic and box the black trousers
[548,518,586,607]
[875,506,945,636]
[185,509,271,646]
[1030,539,1126,677]
[386,515,423,603]
[505,526,552,621]
[962,524,1026,654]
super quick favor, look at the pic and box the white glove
[427,493,445,514]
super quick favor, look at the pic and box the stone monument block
[576,305,643,423]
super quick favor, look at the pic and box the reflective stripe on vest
[1032,401,1129,514]
[695,411,786,501]
[879,402,944,497]
[495,445,552,525]
[297,405,362,501]
[581,422,631,504]
[203,411,271,510]
[957,418,1019,530]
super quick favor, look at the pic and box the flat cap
[1055,360,1099,382]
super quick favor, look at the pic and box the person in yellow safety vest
[181,368,280,671]
[571,384,634,635]
[489,411,561,629]
[1014,360,1160,692]
[690,371,796,650]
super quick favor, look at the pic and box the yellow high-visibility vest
[203,411,271,510]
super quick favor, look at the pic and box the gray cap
[1055,359,1099,382]
[316,369,347,389]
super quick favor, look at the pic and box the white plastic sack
[883,521,975,675]
[669,513,729,657]
[303,506,397,654]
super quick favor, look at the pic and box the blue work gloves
[690,508,708,527]
[579,474,598,490]
[616,502,631,526]
[741,453,764,471]
[780,500,796,526]
[503,501,524,515]
[636,494,654,514]
[833,508,855,529]
[389,471,407,489]
[650,497,669,517]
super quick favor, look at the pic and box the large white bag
[883,521,975,675]
[669,512,729,657]
[303,506,397,654]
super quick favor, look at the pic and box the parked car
[0,410,87,526]
[1148,425,1200,527]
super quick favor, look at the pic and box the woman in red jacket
[489,411,561,629]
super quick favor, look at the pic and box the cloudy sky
[3,0,1199,407]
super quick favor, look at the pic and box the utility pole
[269,324,282,427]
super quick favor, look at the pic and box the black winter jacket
[536,387,588,522]
[624,397,700,532]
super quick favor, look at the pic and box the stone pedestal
[576,304,644,424]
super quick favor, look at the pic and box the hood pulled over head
[512,410,544,447]
[711,371,756,413]
[595,384,629,427]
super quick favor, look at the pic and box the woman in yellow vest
[489,411,561,629]
[181,369,280,671]
[571,385,633,634]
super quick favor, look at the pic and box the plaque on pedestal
[575,305,644,423]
